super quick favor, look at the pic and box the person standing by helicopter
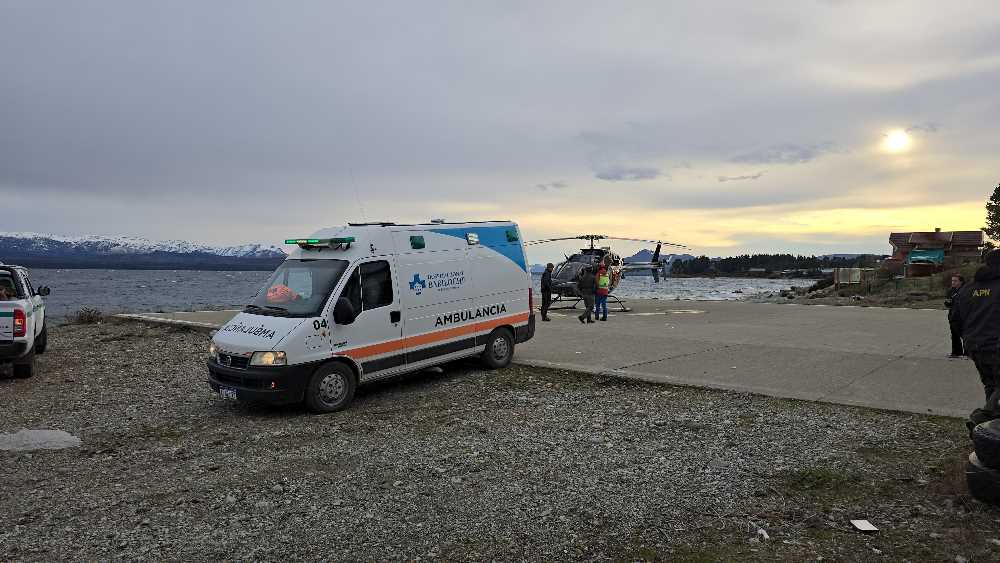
[577,265,596,324]
[595,260,610,321]
[540,263,554,322]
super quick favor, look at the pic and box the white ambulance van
[207,221,536,412]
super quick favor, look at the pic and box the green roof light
[284,237,356,248]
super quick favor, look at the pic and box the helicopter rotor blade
[602,236,688,249]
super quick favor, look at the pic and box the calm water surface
[27,269,816,320]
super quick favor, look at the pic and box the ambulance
[207,221,536,412]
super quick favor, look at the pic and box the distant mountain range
[0,232,287,270]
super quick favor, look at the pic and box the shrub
[66,307,103,324]
[808,277,834,292]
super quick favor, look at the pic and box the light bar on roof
[284,237,356,248]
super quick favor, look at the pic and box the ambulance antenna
[349,167,369,223]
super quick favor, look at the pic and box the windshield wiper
[243,304,289,316]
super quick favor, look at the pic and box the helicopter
[524,234,688,312]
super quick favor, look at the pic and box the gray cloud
[730,142,835,165]
[535,181,568,191]
[907,122,941,133]
[0,1,997,255]
[718,172,765,183]
[594,165,663,182]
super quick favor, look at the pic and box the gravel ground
[2,321,999,561]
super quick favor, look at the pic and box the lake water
[27,269,816,320]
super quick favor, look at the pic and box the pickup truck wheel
[35,324,48,354]
[967,452,1000,504]
[13,349,35,379]
[481,328,514,369]
[304,362,356,413]
[973,420,1000,468]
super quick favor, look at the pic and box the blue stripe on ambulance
[429,226,527,272]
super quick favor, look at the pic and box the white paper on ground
[850,519,879,532]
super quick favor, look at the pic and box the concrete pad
[0,429,81,451]
[116,300,982,417]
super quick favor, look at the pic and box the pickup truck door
[23,272,44,336]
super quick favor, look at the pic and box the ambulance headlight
[250,351,287,367]
[208,342,218,361]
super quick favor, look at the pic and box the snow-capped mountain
[0,232,287,270]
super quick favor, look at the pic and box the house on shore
[885,228,984,276]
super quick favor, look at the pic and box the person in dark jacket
[952,250,1000,412]
[577,265,596,324]
[540,263,554,322]
[946,274,965,357]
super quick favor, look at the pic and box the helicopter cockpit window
[505,230,519,242]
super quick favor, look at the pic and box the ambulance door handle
[390,311,401,323]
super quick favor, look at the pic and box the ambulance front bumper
[206,358,316,405]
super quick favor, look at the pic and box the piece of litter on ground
[850,519,879,533]
[757,528,770,541]
[0,429,82,451]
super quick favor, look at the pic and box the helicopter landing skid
[546,293,631,313]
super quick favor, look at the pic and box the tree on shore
[984,182,1000,243]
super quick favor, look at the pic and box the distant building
[886,228,984,276]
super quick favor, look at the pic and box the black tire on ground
[13,348,35,379]
[303,362,357,413]
[967,452,1000,504]
[35,324,48,354]
[481,328,514,369]
[973,420,1000,468]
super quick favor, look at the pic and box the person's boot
[600,315,607,321]
[542,316,551,322]
[578,315,585,324]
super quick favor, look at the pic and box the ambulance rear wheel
[482,328,514,369]
[304,362,356,413]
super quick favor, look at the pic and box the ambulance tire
[35,324,48,354]
[966,452,1000,504]
[304,362,356,413]
[13,349,35,379]
[973,420,1000,469]
[481,328,514,369]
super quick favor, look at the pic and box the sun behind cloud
[883,129,912,153]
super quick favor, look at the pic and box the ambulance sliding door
[391,229,477,368]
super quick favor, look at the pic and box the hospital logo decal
[409,274,427,295]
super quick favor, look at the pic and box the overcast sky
[3,1,999,262]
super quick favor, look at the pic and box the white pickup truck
[0,264,50,378]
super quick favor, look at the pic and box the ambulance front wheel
[482,328,514,369]
[304,362,357,413]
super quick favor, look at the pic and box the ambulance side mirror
[333,297,357,325]
[37,286,51,297]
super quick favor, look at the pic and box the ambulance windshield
[245,259,349,318]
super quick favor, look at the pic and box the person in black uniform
[946,274,965,357]
[540,263,554,322]
[952,250,1000,414]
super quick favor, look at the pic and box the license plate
[219,386,238,400]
